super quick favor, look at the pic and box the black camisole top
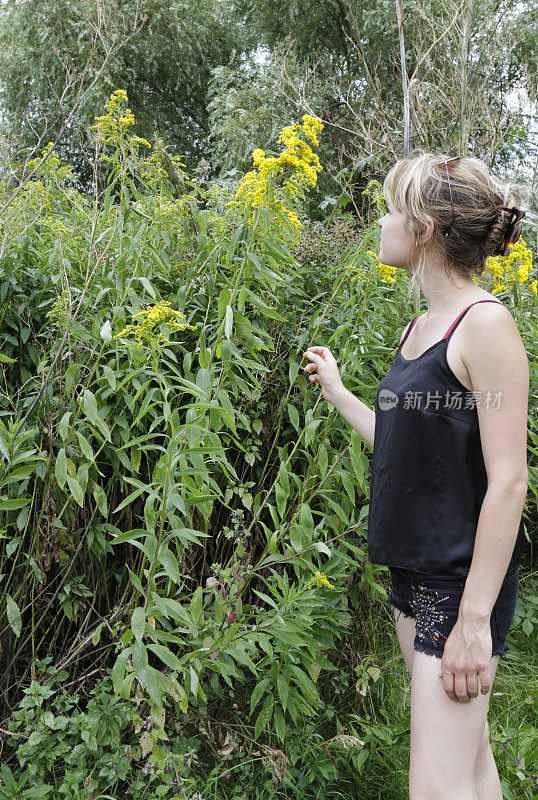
[367,299,526,577]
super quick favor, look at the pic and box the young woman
[301,153,529,800]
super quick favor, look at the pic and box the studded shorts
[388,565,519,660]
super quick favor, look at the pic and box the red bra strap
[443,299,504,339]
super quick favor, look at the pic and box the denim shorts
[388,565,519,660]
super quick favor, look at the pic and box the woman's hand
[302,346,345,404]
[438,614,493,702]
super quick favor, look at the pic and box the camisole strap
[399,313,425,348]
[442,299,504,339]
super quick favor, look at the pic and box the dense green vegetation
[0,88,536,798]
[0,0,537,795]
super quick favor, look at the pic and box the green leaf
[271,626,306,647]
[6,594,21,637]
[249,678,271,714]
[299,503,314,546]
[226,222,244,263]
[349,446,364,484]
[21,783,53,797]
[340,468,356,503]
[240,286,286,321]
[157,546,181,585]
[189,664,199,698]
[58,412,71,440]
[287,402,300,432]
[275,482,287,519]
[147,643,184,671]
[83,389,98,424]
[112,485,149,513]
[92,622,104,646]
[318,443,328,475]
[109,528,149,545]
[228,643,258,675]
[65,364,80,395]
[289,665,319,702]
[92,482,108,516]
[66,474,84,507]
[103,364,116,390]
[0,498,31,511]
[289,359,300,385]
[274,704,286,742]
[93,415,112,443]
[131,606,146,642]
[127,567,144,595]
[196,368,210,397]
[254,694,274,739]
[77,431,95,462]
[55,448,67,489]
[305,418,323,448]
[276,673,289,712]
[190,586,203,626]
[217,287,231,321]
[0,354,16,363]
[278,463,289,494]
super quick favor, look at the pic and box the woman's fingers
[301,346,344,403]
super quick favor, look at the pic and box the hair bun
[491,205,526,257]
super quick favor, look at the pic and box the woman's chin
[379,254,394,267]
[379,253,406,270]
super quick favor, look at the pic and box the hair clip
[494,206,526,257]
[439,157,462,236]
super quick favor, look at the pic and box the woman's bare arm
[330,320,413,449]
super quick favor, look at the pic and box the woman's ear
[421,217,436,245]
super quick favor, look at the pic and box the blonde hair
[383,151,527,296]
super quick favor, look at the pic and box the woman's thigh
[409,651,500,796]
[393,606,417,675]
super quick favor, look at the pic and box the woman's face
[377,199,416,268]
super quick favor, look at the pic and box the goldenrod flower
[26,142,75,182]
[226,115,324,234]
[114,301,197,347]
[90,90,151,160]
[366,249,396,283]
[310,571,335,590]
[362,179,387,216]
[485,238,534,295]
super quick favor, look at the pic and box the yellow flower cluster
[362,179,387,216]
[484,238,536,295]
[90,90,151,152]
[310,571,335,590]
[114,301,197,347]
[226,115,324,231]
[27,142,75,183]
[366,250,397,283]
